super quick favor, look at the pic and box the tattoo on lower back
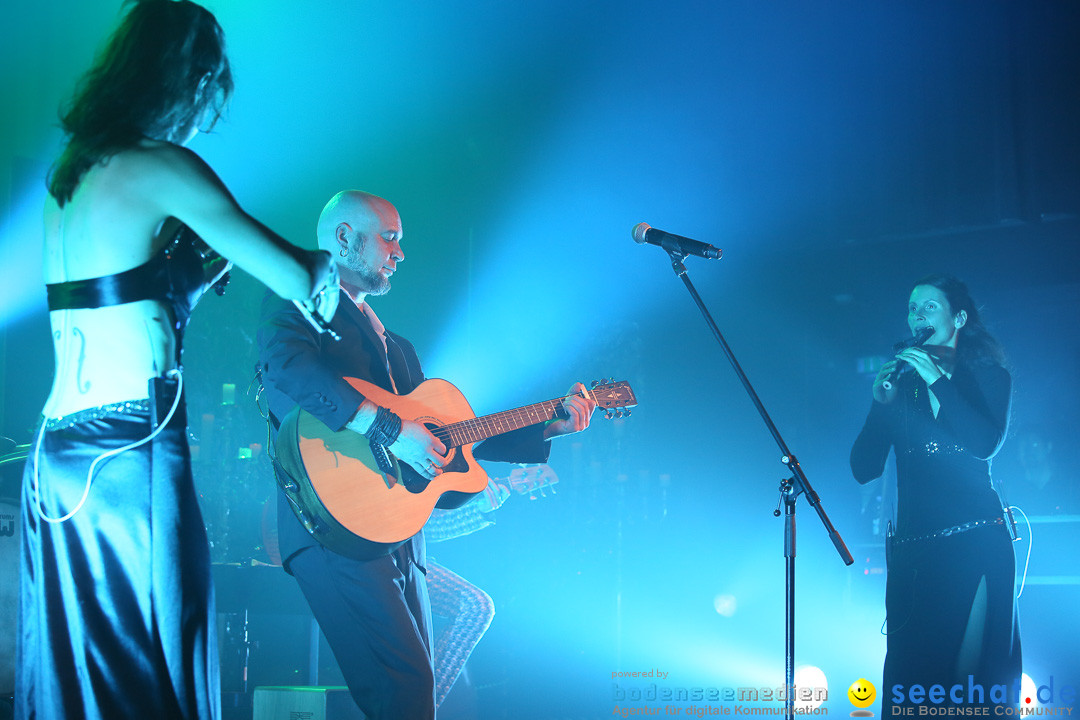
[73,327,91,394]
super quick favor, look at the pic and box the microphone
[881,326,935,390]
[632,222,722,260]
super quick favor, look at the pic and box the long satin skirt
[17,405,219,720]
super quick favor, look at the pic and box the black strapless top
[46,224,228,333]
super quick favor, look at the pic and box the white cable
[33,369,184,524]
[1011,504,1033,599]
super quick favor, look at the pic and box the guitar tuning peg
[624,408,631,418]
[604,410,614,420]
[590,380,599,388]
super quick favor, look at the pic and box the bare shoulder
[105,140,238,222]
[116,140,222,188]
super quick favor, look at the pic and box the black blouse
[850,362,1011,536]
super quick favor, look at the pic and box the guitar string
[428,403,559,448]
[452,385,628,441]
[423,383,627,448]
[426,396,569,448]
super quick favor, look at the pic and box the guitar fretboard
[430,396,570,448]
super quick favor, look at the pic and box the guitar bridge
[369,439,398,489]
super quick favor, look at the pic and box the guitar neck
[435,396,569,449]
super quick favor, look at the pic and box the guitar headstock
[505,464,560,499]
[587,379,638,420]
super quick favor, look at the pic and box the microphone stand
[663,249,853,720]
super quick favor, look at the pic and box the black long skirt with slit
[882,522,1022,713]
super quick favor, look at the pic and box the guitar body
[276,377,490,559]
[273,375,636,560]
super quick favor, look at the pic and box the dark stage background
[2,2,1078,718]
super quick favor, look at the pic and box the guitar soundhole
[398,423,469,494]
[444,449,469,474]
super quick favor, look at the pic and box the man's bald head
[317,190,404,299]
[317,190,398,254]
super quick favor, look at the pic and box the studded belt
[44,398,152,431]
[904,440,965,456]
[889,516,1005,545]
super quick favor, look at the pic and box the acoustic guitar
[274,377,636,559]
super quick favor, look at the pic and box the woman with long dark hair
[851,274,1020,713]
[19,2,337,717]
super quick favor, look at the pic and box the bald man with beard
[256,190,595,719]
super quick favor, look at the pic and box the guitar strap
[384,336,413,392]
[357,301,402,476]
[359,302,398,393]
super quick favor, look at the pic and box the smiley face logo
[848,678,876,714]
[848,678,875,707]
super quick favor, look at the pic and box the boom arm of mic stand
[666,250,853,566]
